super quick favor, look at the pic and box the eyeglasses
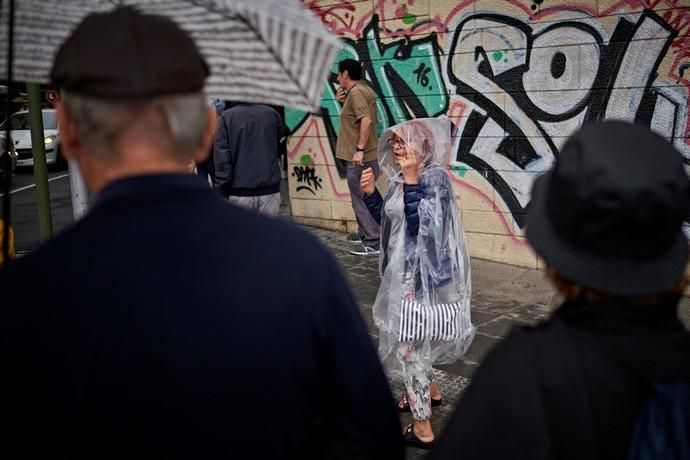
[387,137,405,147]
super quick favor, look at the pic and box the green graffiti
[492,51,503,62]
[363,19,447,124]
[284,16,448,179]
[285,43,358,135]
[285,107,307,134]
[299,154,313,165]
[451,164,469,177]
[400,3,416,25]
[286,17,447,137]
[402,13,417,25]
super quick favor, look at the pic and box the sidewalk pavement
[292,206,690,459]
[303,224,690,459]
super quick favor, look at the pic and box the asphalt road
[0,166,74,253]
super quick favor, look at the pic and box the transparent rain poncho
[372,116,474,382]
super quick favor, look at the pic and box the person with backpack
[429,120,690,460]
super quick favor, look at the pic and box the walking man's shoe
[347,233,363,244]
[349,244,380,256]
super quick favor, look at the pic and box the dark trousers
[346,159,381,246]
[196,149,215,186]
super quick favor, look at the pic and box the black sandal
[402,424,435,449]
[397,393,442,413]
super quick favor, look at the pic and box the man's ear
[193,106,215,164]
[55,101,80,161]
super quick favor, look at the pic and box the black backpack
[533,315,690,460]
[627,381,690,460]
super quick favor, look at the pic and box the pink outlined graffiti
[303,1,357,34]
[447,100,469,132]
[297,0,690,236]
[504,1,690,79]
[448,173,530,247]
[303,0,474,40]
[288,119,350,200]
[286,112,528,243]
[658,8,690,85]
[306,0,690,84]
[504,0,597,17]
[500,0,690,143]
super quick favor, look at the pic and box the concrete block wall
[288,0,690,273]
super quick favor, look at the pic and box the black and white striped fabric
[0,0,339,111]
[398,299,460,342]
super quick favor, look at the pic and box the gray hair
[61,92,209,162]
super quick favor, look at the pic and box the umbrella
[0,0,340,262]
[1,0,339,110]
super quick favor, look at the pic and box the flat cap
[51,6,209,99]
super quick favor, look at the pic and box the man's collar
[93,173,210,209]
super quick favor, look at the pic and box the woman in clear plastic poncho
[360,116,474,448]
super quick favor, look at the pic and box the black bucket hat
[526,120,690,296]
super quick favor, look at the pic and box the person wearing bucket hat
[0,7,403,460]
[430,120,690,460]
[526,120,689,297]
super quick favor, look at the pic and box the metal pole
[68,159,89,220]
[27,82,53,240]
[2,0,15,264]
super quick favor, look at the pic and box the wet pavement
[297,212,690,459]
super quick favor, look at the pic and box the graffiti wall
[289,0,690,267]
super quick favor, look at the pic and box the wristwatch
[356,146,365,152]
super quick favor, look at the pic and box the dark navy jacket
[363,183,423,237]
[364,171,454,289]
[0,174,403,460]
[213,103,283,197]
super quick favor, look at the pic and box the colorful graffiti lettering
[305,0,464,40]
[286,14,448,177]
[293,1,690,241]
[448,11,689,227]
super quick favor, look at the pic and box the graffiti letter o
[522,24,602,119]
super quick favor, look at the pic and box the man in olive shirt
[336,59,381,256]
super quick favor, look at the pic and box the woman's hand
[360,167,376,196]
[398,147,420,184]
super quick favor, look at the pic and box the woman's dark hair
[545,268,687,306]
[338,59,362,80]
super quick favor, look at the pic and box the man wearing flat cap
[430,121,690,460]
[0,7,403,460]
